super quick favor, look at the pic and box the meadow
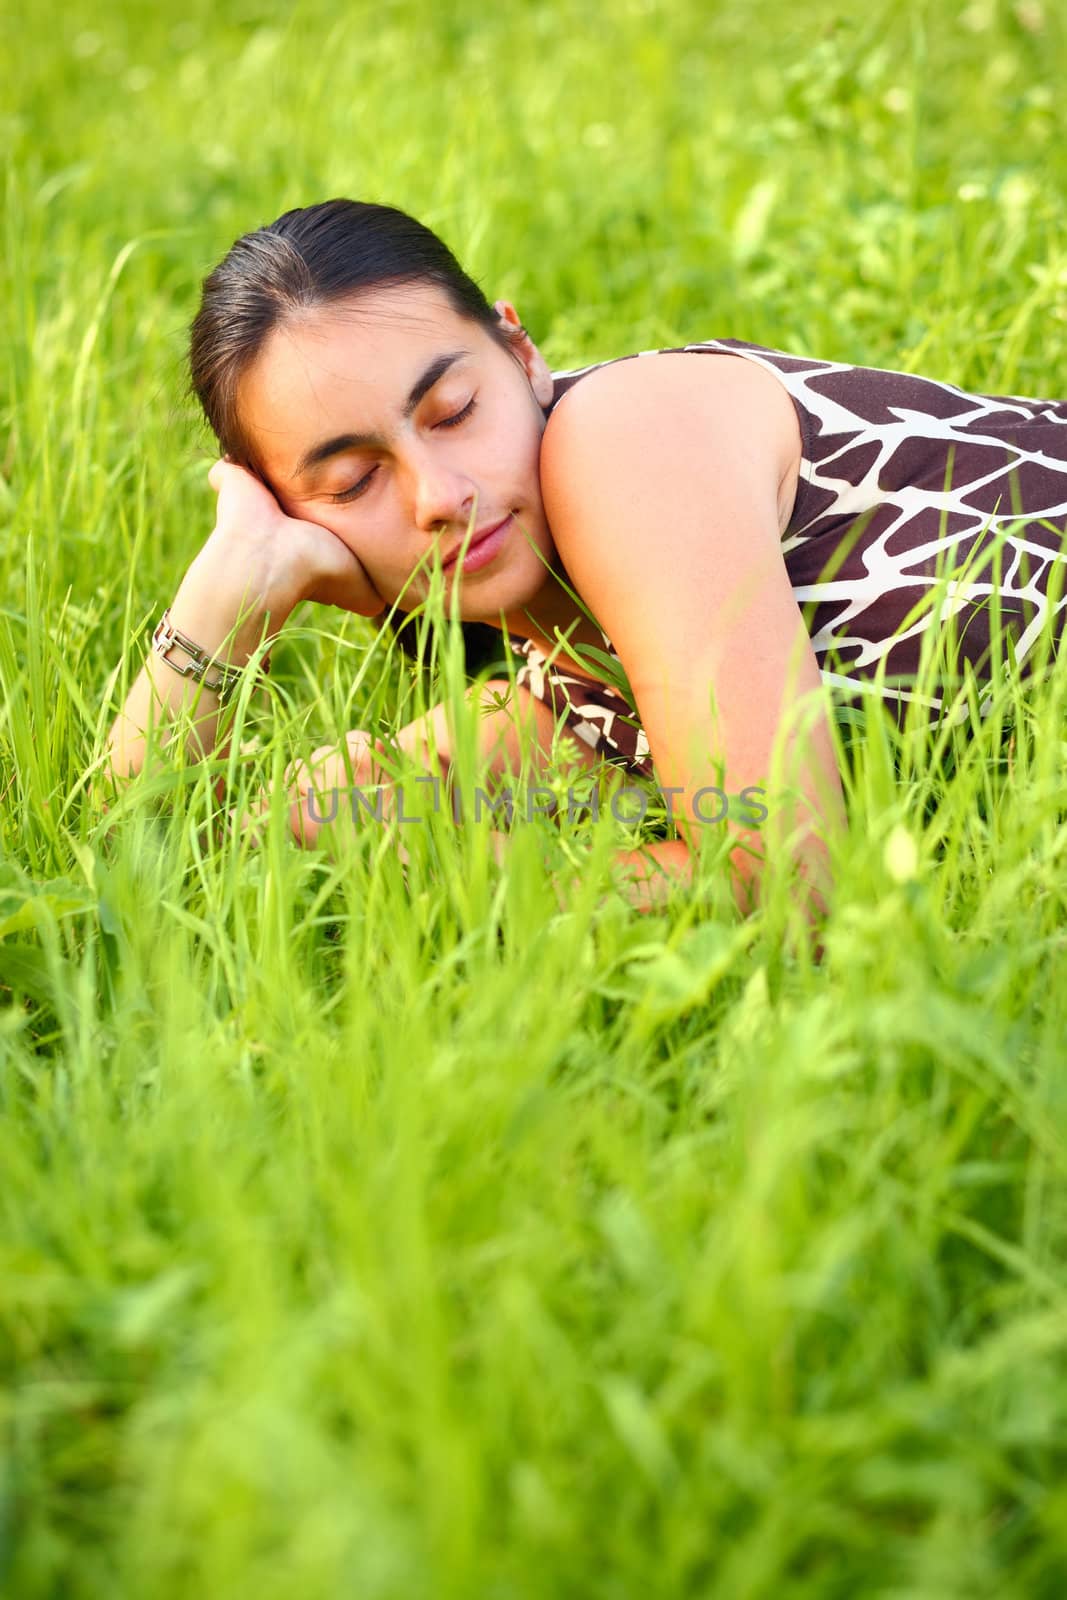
[4,0,1067,1593]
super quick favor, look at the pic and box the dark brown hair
[188,198,527,673]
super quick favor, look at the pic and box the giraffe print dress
[506,339,1067,778]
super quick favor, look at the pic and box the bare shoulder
[540,349,802,539]
[534,347,835,883]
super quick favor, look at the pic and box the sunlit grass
[4,0,1067,1594]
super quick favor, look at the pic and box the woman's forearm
[99,555,291,800]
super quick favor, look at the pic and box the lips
[442,516,510,571]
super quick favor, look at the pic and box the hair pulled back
[188,198,523,673]
[189,197,518,471]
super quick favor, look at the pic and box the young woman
[102,198,1067,922]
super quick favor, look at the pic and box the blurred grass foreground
[4,0,1067,1594]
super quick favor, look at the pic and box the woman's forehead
[261,283,473,378]
[239,284,480,457]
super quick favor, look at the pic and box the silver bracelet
[151,608,272,703]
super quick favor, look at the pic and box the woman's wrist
[169,554,293,667]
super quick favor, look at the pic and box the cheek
[497,412,544,486]
[325,511,410,582]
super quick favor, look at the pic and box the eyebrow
[291,349,471,480]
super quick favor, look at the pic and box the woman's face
[237,281,558,621]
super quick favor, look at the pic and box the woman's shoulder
[542,342,804,539]
[545,336,838,418]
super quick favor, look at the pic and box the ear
[493,299,554,409]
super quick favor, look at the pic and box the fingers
[269,734,405,850]
[228,806,267,850]
[207,457,240,493]
[206,455,241,493]
[205,457,383,618]
[300,535,385,617]
[280,744,347,847]
[345,728,389,783]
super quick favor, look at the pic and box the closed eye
[328,397,478,503]
[436,396,477,429]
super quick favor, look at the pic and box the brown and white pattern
[506,634,654,774]
[507,339,1067,777]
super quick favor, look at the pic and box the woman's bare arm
[262,676,603,849]
[97,460,382,805]
[100,557,289,801]
[538,351,847,925]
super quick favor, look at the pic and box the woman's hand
[284,728,391,847]
[230,728,390,850]
[203,458,383,619]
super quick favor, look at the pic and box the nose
[408,444,478,540]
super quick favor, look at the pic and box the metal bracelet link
[151,608,272,703]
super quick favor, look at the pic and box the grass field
[5,0,1067,1593]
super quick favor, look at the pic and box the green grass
[5,0,1067,1593]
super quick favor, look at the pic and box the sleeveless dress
[506,339,1067,778]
